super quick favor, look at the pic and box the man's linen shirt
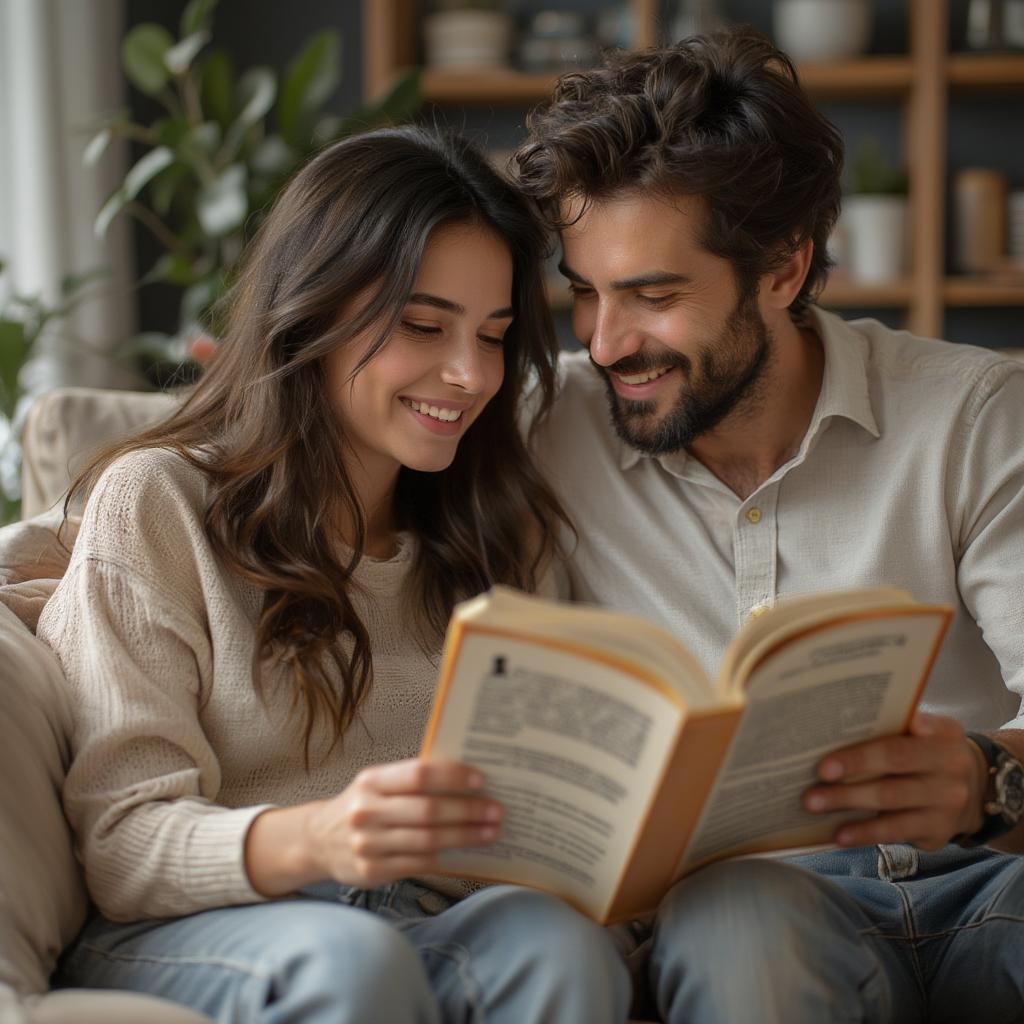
[536,308,1024,731]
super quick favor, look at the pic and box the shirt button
[746,507,762,524]
[748,603,770,619]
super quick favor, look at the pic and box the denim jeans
[636,844,1024,1024]
[56,880,632,1023]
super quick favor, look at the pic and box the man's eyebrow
[558,262,692,291]
[407,292,513,319]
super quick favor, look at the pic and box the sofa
[0,387,209,1023]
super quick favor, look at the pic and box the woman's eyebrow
[407,292,513,319]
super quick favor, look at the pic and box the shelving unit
[364,0,1024,340]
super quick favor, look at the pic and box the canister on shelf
[953,168,1008,273]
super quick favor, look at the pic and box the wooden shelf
[798,57,915,99]
[418,58,916,106]
[820,278,914,307]
[422,69,562,105]
[944,276,1024,305]
[367,0,1024,337]
[947,54,1024,93]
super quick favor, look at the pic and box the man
[515,26,1024,1024]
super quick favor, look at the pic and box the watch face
[996,759,1024,821]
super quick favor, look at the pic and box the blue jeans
[56,881,632,1023]
[638,844,1024,1024]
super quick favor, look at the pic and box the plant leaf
[83,128,112,166]
[165,30,211,75]
[180,0,218,37]
[121,23,174,96]
[144,253,201,286]
[0,319,29,420]
[201,49,235,130]
[277,29,340,148]
[250,134,297,177]
[196,164,248,237]
[95,146,176,238]
[221,67,277,158]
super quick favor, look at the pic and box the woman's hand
[245,759,502,896]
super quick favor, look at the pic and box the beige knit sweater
[37,447,468,923]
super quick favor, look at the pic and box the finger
[350,793,503,829]
[359,759,486,796]
[805,775,934,814]
[834,809,952,850]
[354,823,501,858]
[909,711,963,740]
[818,733,960,781]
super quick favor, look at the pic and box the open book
[421,586,953,924]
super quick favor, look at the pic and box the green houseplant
[843,137,909,285]
[90,0,421,385]
[0,260,105,522]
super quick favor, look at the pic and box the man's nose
[587,300,641,367]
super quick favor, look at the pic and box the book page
[424,627,685,918]
[679,610,949,870]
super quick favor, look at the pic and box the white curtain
[0,0,136,392]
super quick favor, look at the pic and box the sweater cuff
[180,803,277,907]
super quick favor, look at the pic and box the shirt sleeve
[36,456,272,922]
[953,362,1024,730]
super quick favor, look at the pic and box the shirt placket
[733,483,779,627]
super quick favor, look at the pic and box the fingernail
[806,793,827,811]
[820,760,843,780]
[485,803,502,821]
[468,771,485,789]
[480,826,500,841]
[837,828,855,846]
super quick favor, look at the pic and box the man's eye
[568,284,595,299]
[637,294,673,307]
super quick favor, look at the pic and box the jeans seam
[911,911,1024,942]
[417,941,485,1024]
[77,942,274,980]
[892,883,929,1000]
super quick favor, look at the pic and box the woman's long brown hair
[67,126,569,761]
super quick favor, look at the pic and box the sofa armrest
[20,388,179,519]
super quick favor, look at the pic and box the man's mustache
[589,350,691,377]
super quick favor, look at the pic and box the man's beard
[595,290,774,456]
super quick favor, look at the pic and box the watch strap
[955,732,1020,848]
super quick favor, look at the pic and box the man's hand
[803,711,987,850]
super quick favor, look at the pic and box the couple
[41,28,1024,1024]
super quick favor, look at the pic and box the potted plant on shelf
[841,137,910,285]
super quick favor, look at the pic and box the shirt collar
[617,305,880,474]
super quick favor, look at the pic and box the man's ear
[760,238,814,311]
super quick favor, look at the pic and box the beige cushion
[25,989,213,1023]
[20,388,178,519]
[0,603,87,997]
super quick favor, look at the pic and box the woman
[38,126,630,1023]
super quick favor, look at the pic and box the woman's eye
[401,321,442,336]
[478,334,505,347]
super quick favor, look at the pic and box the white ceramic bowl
[773,0,873,62]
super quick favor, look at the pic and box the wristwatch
[955,732,1024,848]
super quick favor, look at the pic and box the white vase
[422,10,514,71]
[843,194,908,284]
[772,0,872,62]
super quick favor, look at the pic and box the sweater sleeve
[36,453,272,921]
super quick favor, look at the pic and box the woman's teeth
[618,367,672,385]
[402,398,464,422]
